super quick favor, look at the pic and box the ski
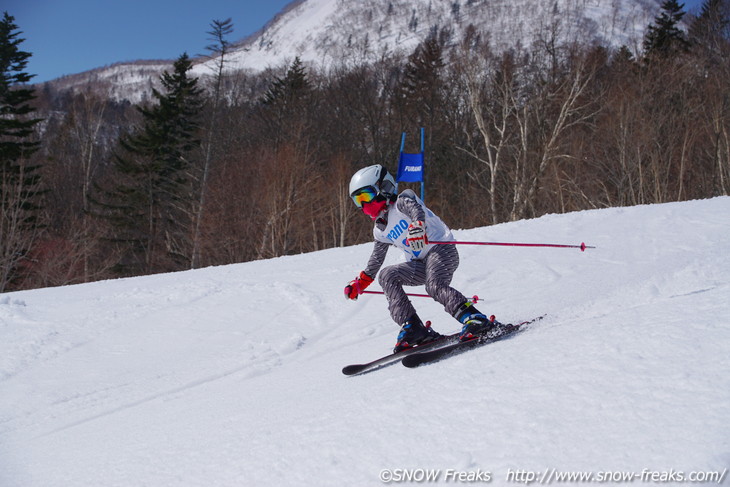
[401,316,543,368]
[342,332,460,376]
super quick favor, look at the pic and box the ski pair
[401,319,530,368]
[342,316,542,375]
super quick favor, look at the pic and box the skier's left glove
[344,271,374,300]
[406,220,428,253]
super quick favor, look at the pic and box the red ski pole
[362,290,481,303]
[431,240,594,251]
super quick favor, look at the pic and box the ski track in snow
[1,198,729,486]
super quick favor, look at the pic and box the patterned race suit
[363,189,468,325]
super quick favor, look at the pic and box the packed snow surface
[1,198,729,486]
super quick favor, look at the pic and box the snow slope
[1,198,729,486]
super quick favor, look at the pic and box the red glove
[344,271,374,300]
[406,220,427,252]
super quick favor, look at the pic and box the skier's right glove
[344,271,374,300]
[406,220,427,253]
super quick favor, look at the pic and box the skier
[344,164,499,353]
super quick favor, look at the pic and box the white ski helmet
[349,164,397,203]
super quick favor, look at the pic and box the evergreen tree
[262,56,310,110]
[92,53,204,275]
[397,29,447,124]
[643,0,691,60]
[689,0,730,59]
[192,18,234,269]
[0,12,44,292]
[394,29,452,194]
[260,57,312,145]
[613,45,636,65]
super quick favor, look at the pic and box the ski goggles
[351,186,379,208]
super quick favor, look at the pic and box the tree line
[1,0,729,292]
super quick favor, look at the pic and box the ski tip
[402,355,423,368]
[342,365,366,376]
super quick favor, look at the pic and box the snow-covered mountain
[45,60,173,104]
[44,0,662,103]
[2,197,729,486]
[191,0,657,76]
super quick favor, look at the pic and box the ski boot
[393,315,442,353]
[454,301,501,341]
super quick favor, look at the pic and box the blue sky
[5,0,295,83]
[5,0,707,84]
